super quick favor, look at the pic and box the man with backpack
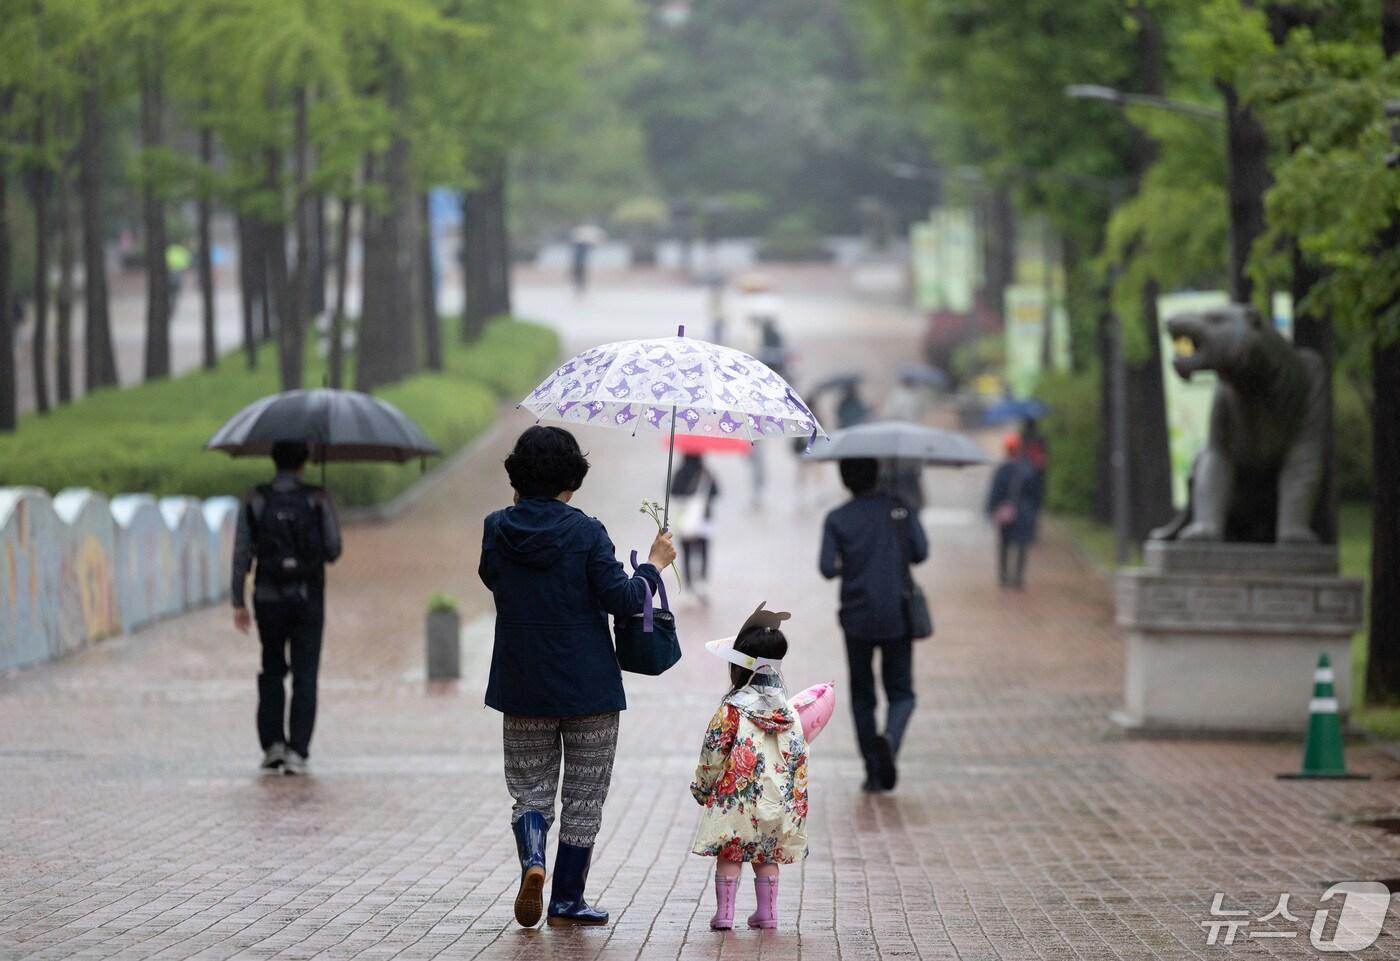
[231,441,342,775]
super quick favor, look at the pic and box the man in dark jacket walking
[819,458,928,792]
[480,425,675,929]
[231,441,342,776]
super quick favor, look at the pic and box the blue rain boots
[512,812,548,927]
[546,842,608,926]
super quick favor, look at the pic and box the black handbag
[895,504,934,641]
[613,551,683,675]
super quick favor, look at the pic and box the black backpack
[251,484,325,585]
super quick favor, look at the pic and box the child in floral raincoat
[691,605,809,931]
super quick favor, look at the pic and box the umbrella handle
[661,324,685,530]
[661,404,677,530]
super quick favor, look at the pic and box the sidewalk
[3,279,1400,960]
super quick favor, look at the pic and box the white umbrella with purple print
[520,325,825,526]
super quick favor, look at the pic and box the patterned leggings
[503,712,619,847]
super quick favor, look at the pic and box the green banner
[1157,291,1227,508]
[909,208,978,313]
[1003,285,1069,397]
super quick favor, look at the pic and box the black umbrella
[206,389,439,463]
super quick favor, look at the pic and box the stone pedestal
[1115,542,1364,735]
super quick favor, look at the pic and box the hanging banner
[1157,290,1228,508]
[1003,285,1070,397]
[909,208,978,313]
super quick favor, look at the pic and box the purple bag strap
[629,550,669,633]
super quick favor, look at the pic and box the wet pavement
[3,274,1400,960]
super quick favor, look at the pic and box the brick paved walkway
[4,278,1400,960]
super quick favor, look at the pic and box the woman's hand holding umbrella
[648,530,677,572]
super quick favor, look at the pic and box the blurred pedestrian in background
[166,242,191,318]
[736,276,785,507]
[880,376,930,425]
[819,457,927,792]
[835,382,869,429]
[985,434,1042,589]
[570,240,590,297]
[1019,417,1050,482]
[878,377,933,509]
[569,224,604,298]
[670,453,720,604]
[231,441,343,776]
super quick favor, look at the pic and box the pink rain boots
[710,876,738,930]
[747,876,779,929]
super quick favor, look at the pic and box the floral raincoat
[690,683,810,864]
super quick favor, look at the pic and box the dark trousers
[681,537,709,583]
[254,595,325,757]
[844,635,916,781]
[998,529,1028,588]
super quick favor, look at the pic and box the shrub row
[1035,367,1373,518]
[0,318,559,508]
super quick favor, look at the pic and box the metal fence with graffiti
[0,487,240,673]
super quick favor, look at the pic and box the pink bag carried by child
[789,682,837,743]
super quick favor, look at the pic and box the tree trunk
[1039,219,1055,369]
[459,185,490,342]
[1368,342,1400,703]
[487,162,512,316]
[1125,279,1174,539]
[1221,84,1270,305]
[236,211,258,369]
[28,112,52,414]
[55,148,75,404]
[329,193,352,389]
[266,214,297,390]
[0,107,15,432]
[140,52,171,381]
[1062,234,1090,372]
[356,79,419,394]
[1092,306,1113,525]
[267,142,300,392]
[312,190,327,316]
[1271,5,1334,543]
[79,80,117,391]
[1365,0,1400,703]
[259,241,273,342]
[982,185,1015,325]
[419,191,442,371]
[289,87,312,391]
[1291,249,1336,542]
[1114,4,1174,542]
[198,124,216,369]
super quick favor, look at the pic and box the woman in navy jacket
[479,425,675,929]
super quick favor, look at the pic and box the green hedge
[0,317,559,508]
[1335,381,1372,501]
[1036,368,1374,519]
[1035,368,1101,516]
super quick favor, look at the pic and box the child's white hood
[727,686,796,734]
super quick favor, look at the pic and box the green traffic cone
[1279,653,1369,780]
